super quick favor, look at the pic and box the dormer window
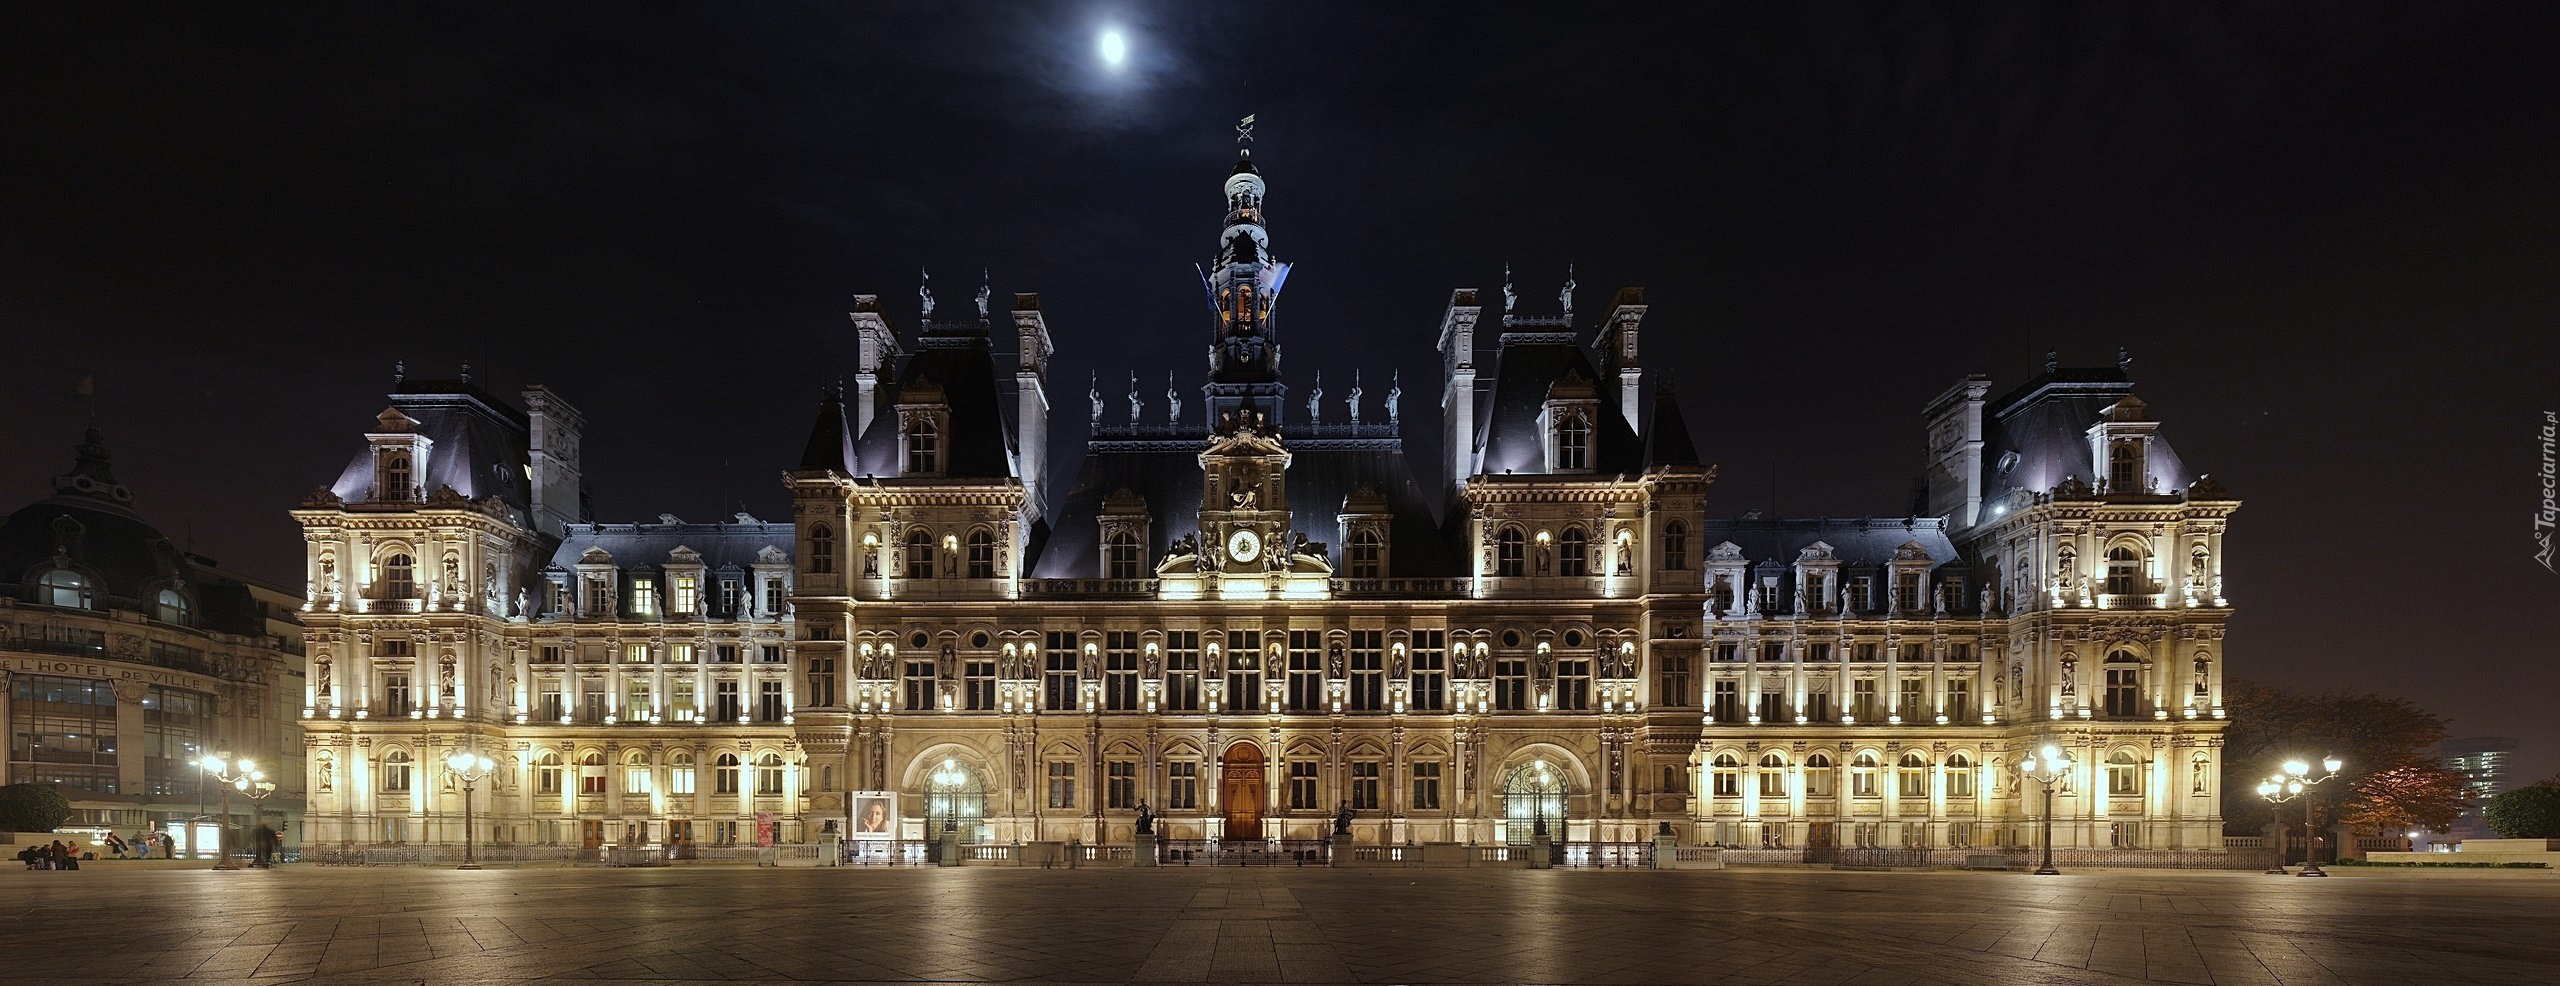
[155,588,192,626]
[383,452,413,500]
[1348,529,1384,579]
[2108,438,2142,492]
[39,569,92,609]
[1556,414,1589,471]
[1104,531,1142,579]
[1539,369,1601,473]
[905,416,940,475]
[630,576,658,616]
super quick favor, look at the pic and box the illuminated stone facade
[290,145,2237,854]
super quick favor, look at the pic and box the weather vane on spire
[1237,114,1256,145]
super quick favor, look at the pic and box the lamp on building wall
[197,754,263,871]
[445,749,496,869]
[2255,755,2343,877]
[2016,744,2076,876]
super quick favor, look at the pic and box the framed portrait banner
[848,791,897,839]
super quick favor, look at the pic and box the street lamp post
[239,779,277,866]
[2255,755,2343,877]
[445,749,495,870]
[930,759,964,867]
[197,753,265,871]
[2018,743,2077,876]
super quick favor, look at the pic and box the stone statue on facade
[1306,371,1323,422]
[1165,371,1181,424]
[1333,801,1353,836]
[1127,372,1143,423]
[1346,371,1363,425]
[919,268,934,320]
[1502,263,1516,315]
[1385,371,1401,428]
[1136,801,1154,835]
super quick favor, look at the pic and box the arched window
[384,452,413,500]
[580,751,606,794]
[905,529,935,579]
[2108,750,2143,796]
[1711,753,1741,797]
[39,569,91,609]
[2108,439,2141,492]
[1348,529,1383,579]
[382,750,413,792]
[382,553,415,599]
[754,752,785,795]
[1851,752,1880,797]
[624,749,652,795]
[1496,527,1526,577]
[1501,761,1567,844]
[715,753,741,794]
[2104,650,2142,717]
[967,529,997,579]
[906,416,940,474]
[2105,545,2143,597]
[1805,753,1836,797]
[1662,521,1689,570]
[1559,527,1588,577]
[668,751,696,795]
[809,525,835,574]
[1757,752,1788,797]
[153,588,192,625]
[1104,530,1140,580]
[536,751,564,794]
[1945,753,1976,798]
[1897,752,1930,798]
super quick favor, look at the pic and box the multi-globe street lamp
[2017,743,2078,876]
[2256,755,2343,877]
[444,749,496,870]
[197,753,264,871]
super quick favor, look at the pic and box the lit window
[39,569,91,609]
[382,750,412,792]
[154,588,190,625]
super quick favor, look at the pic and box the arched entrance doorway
[915,757,988,858]
[1502,760,1568,862]
[1220,743,1265,840]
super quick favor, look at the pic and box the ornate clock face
[1226,528,1262,563]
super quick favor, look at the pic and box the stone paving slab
[0,865,2553,984]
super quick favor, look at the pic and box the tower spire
[1203,115,1291,410]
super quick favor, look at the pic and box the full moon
[1098,29,1127,67]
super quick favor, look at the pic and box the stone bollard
[1652,832,1676,870]
[1330,833,1351,867]
[1134,832,1156,867]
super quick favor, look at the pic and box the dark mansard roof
[844,323,1020,482]
[1031,428,1455,579]
[546,516,794,618]
[1977,362,2192,503]
[326,380,534,519]
[0,427,271,635]
[1694,516,1979,615]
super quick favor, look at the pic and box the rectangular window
[762,578,785,616]
[1105,631,1141,711]
[1899,679,1926,720]
[1350,760,1381,810]
[807,655,836,708]
[1850,679,1877,721]
[1807,643,1832,664]
[1710,679,1740,722]
[1756,691,1783,722]
[1162,631,1201,712]
[1761,641,1785,663]
[581,681,606,723]
[1224,630,1261,711]
[1168,760,1199,810]
[671,680,697,721]
[1288,759,1319,810]
[758,645,785,664]
[1556,659,1591,711]
[1287,630,1324,712]
[1946,679,1973,721]
[672,575,698,615]
[625,679,653,718]
[584,578,611,615]
[2105,666,2140,717]
[715,680,741,721]
[1348,630,1385,712]
[1805,690,1832,723]
[1855,642,1879,663]
[539,684,565,722]
[719,578,740,614]
[630,577,658,616]
[716,644,741,664]
[1411,761,1442,809]
[1654,652,1692,707]
[1107,760,1137,809]
[758,680,786,722]
[537,644,564,664]
[671,760,696,796]
[1714,642,1739,663]
[1409,630,1447,712]
[1047,761,1076,809]
[624,643,650,664]
[669,643,695,664]
[1045,632,1080,711]
[383,674,412,717]
[904,658,937,711]
[1493,657,1529,711]
[965,659,996,711]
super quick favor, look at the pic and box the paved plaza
[1,864,2553,985]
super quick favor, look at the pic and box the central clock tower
[1199,405,1293,575]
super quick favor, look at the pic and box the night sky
[7,5,2557,779]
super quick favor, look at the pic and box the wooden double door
[1221,744,1265,840]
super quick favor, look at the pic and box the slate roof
[846,323,1019,482]
[796,387,859,474]
[1694,516,1976,615]
[326,380,533,517]
[0,427,272,635]
[547,517,794,619]
[1979,365,2191,502]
